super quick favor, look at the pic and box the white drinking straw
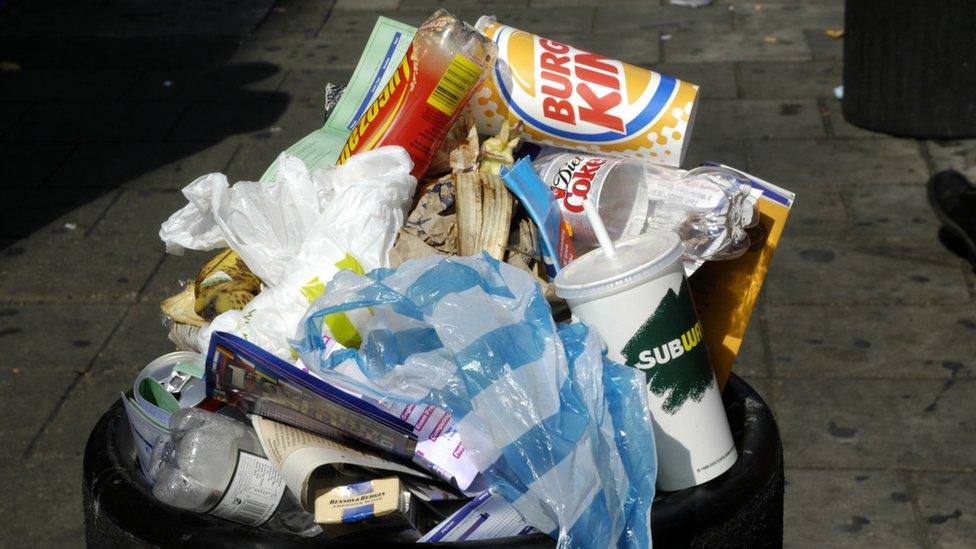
[582,199,618,259]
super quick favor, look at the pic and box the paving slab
[402,0,529,8]
[165,100,304,144]
[733,2,843,33]
[47,141,240,191]
[140,252,209,305]
[843,185,943,243]
[321,6,589,36]
[913,472,976,547]
[804,28,842,61]
[94,189,189,250]
[230,34,376,71]
[593,5,731,34]
[334,0,400,9]
[0,190,179,302]
[274,68,355,106]
[249,1,334,40]
[0,101,30,136]
[738,61,840,99]
[122,64,287,103]
[545,31,660,65]
[766,304,976,379]
[764,239,968,305]
[749,138,928,187]
[0,36,242,71]
[531,0,654,5]
[783,469,923,548]
[681,139,747,169]
[731,304,768,379]
[821,99,890,139]
[651,62,738,98]
[32,303,178,459]
[778,186,846,238]
[694,99,825,140]
[774,378,976,469]
[925,139,976,182]
[0,68,139,102]
[5,102,186,142]
[0,232,157,302]
[221,134,304,183]
[0,456,85,548]
[0,142,75,191]
[0,0,273,39]
[0,187,116,241]
[663,28,811,62]
[0,302,127,459]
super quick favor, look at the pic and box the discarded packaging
[535,151,758,273]
[251,416,429,510]
[139,8,801,547]
[259,17,417,181]
[121,351,207,478]
[295,254,657,547]
[162,147,416,358]
[534,150,649,249]
[209,331,481,492]
[689,165,795,388]
[315,477,412,524]
[336,10,497,179]
[148,408,322,536]
[419,491,538,542]
[499,157,577,277]
[554,230,737,491]
[473,17,700,166]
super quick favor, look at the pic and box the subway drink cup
[554,230,737,491]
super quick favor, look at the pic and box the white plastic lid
[554,231,684,301]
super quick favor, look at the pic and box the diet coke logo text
[551,156,608,213]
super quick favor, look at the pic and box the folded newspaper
[206,332,481,492]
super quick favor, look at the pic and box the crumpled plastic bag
[160,147,417,358]
[159,155,319,286]
[294,254,657,548]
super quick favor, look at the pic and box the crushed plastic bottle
[148,408,322,537]
[534,151,756,269]
[641,163,757,265]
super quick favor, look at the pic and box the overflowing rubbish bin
[85,374,783,547]
[88,9,796,548]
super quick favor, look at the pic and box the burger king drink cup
[473,17,700,167]
[554,231,737,491]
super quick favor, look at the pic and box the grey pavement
[1,0,975,547]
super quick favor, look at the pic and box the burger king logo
[489,26,679,143]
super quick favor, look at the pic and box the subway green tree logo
[621,279,714,414]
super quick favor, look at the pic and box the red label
[536,38,625,133]
[337,41,485,179]
[550,156,608,213]
[336,46,415,166]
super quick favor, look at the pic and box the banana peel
[456,171,513,260]
[160,283,207,328]
[192,249,262,321]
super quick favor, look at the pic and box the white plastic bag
[159,147,417,359]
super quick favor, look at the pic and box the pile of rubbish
[124,10,795,548]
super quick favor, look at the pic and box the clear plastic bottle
[148,408,322,537]
[533,151,649,248]
[533,151,756,264]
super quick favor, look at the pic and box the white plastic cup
[554,231,737,491]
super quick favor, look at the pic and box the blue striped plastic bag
[294,254,656,548]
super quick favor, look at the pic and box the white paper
[251,415,428,509]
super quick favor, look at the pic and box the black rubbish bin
[83,374,783,548]
[843,0,976,138]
